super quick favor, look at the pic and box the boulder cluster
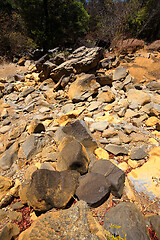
[0,44,160,239]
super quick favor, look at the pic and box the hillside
[0,42,160,240]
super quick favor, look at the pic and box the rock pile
[0,44,160,239]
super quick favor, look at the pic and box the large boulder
[90,160,125,198]
[20,169,79,211]
[68,73,100,102]
[75,172,111,207]
[57,138,90,174]
[19,201,108,240]
[55,120,97,152]
[104,202,149,240]
[50,46,104,81]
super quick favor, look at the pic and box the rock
[146,214,160,240]
[68,74,100,102]
[27,119,45,134]
[118,131,131,143]
[0,176,14,202]
[40,162,55,171]
[10,201,24,210]
[0,125,10,134]
[0,223,20,240]
[127,89,151,106]
[50,46,104,81]
[90,121,109,132]
[128,146,160,199]
[87,101,101,112]
[145,116,160,127]
[20,169,79,211]
[97,88,115,103]
[18,57,26,66]
[104,202,149,240]
[75,172,111,207]
[62,103,75,113]
[0,209,7,220]
[19,201,108,240]
[9,121,26,140]
[113,66,127,81]
[0,142,19,170]
[36,54,50,71]
[8,211,22,221]
[57,139,89,174]
[102,128,118,138]
[90,160,125,198]
[105,144,128,155]
[1,109,8,119]
[150,104,160,116]
[147,40,160,51]
[130,147,147,160]
[19,86,35,98]
[55,120,97,152]
[146,81,160,91]
[96,74,113,86]
[19,134,46,159]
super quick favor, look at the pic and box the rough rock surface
[104,202,150,240]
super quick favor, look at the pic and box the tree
[14,0,89,49]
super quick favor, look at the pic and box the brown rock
[0,176,14,202]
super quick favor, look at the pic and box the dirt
[0,63,28,79]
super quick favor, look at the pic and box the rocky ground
[0,41,160,239]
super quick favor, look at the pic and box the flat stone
[0,125,10,134]
[19,86,35,98]
[104,202,149,240]
[87,101,101,111]
[61,103,75,113]
[39,107,50,113]
[105,144,128,155]
[97,89,115,103]
[113,66,127,81]
[90,121,109,132]
[127,89,151,106]
[75,172,111,207]
[130,147,147,160]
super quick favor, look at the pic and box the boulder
[57,139,89,174]
[104,202,149,240]
[20,169,79,211]
[50,46,104,81]
[90,159,125,198]
[55,120,97,152]
[75,172,111,207]
[19,201,108,240]
[68,73,100,102]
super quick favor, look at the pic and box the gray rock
[0,142,19,170]
[57,139,89,174]
[19,86,35,98]
[55,120,97,152]
[105,144,128,155]
[150,103,160,116]
[90,159,125,198]
[104,202,149,240]
[130,147,147,160]
[75,172,111,207]
[40,162,55,171]
[113,66,127,81]
[21,134,46,159]
[146,81,160,91]
[61,103,75,113]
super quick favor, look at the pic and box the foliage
[14,0,89,49]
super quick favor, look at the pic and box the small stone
[94,148,109,160]
[0,125,10,134]
[8,211,22,221]
[118,162,129,171]
[113,66,127,81]
[90,121,109,132]
[145,116,160,127]
[128,159,139,168]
